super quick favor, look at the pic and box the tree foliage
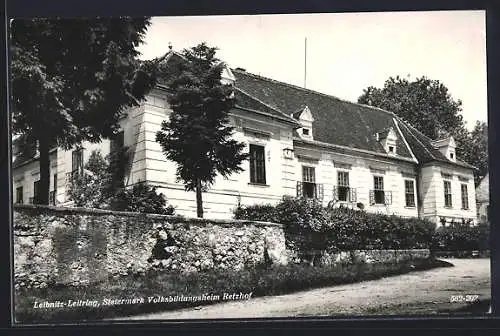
[156,43,248,218]
[69,150,174,214]
[10,18,157,204]
[358,76,488,183]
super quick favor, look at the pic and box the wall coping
[13,204,284,228]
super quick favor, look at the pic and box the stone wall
[13,205,287,289]
[319,249,431,266]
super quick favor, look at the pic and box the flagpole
[304,37,307,89]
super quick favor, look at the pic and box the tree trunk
[196,179,203,218]
[38,136,50,205]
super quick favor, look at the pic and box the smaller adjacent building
[476,173,489,223]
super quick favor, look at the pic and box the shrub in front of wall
[233,197,436,259]
[110,182,176,215]
[233,203,277,223]
[431,220,490,253]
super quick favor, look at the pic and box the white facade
[11,60,479,225]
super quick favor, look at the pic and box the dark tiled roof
[232,69,414,159]
[397,120,475,169]
[233,88,298,124]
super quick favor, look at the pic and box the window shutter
[332,186,338,201]
[385,191,393,205]
[369,190,375,205]
[350,188,357,202]
[296,181,303,198]
[318,184,324,200]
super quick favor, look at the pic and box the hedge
[234,196,436,263]
[431,220,490,252]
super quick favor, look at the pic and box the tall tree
[459,121,488,186]
[358,76,464,140]
[358,76,488,183]
[156,43,248,218]
[10,18,157,204]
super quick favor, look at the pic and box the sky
[137,10,487,129]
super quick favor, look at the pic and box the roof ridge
[398,119,437,161]
[235,87,297,123]
[233,68,400,118]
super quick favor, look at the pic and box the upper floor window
[444,180,452,208]
[249,144,266,184]
[16,186,23,204]
[72,148,84,176]
[404,180,415,207]
[461,184,469,210]
[302,128,310,136]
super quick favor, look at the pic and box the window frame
[337,170,350,202]
[16,186,23,204]
[461,183,469,210]
[249,144,266,185]
[302,166,317,198]
[444,180,453,208]
[373,175,385,204]
[404,179,416,208]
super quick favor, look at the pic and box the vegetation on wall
[431,220,490,253]
[234,196,436,264]
[69,150,174,215]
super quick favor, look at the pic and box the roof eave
[294,138,418,164]
[233,105,301,127]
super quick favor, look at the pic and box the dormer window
[292,105,314,140]
[376,127,397,155]
[432,136,456,163]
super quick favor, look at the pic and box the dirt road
[123,258,491,319]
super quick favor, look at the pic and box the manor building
[11,49,477,225]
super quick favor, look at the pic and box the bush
[234,196,436,263]
[431,220,490,253]
[69,150,175,215]
[111,183,175,215]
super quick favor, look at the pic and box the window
[405,180,415,207]
[450,152,454,159]
[444,180,452,208]
[388,146,394,153]
[461,184,469,210]
[302,166,316,198]
[249,144,266,184]
[16,186,23,204]
[302,128,310,136]
[337,171,350,201]
[33,180,40,204]
[373,176,385,204]
[72,148,83,176]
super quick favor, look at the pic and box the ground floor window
[405,180,415,207]
[16,186,23,204]
[461,184,469,210]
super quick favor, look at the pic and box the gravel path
[121,258,491,320]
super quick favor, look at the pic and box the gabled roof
[231,69,475,170]
[232,69,414,159]
[397,120,474,169]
